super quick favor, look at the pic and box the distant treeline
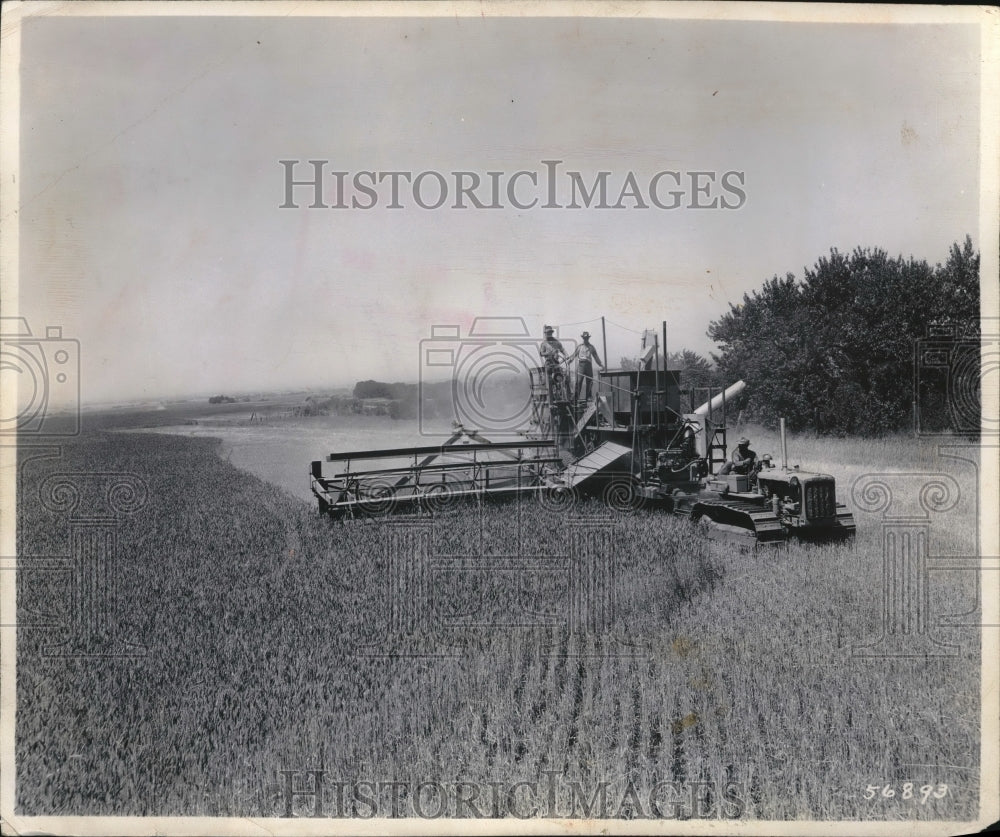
[209,395,251,404]
[295,379,457,420]
[708,237,980,435]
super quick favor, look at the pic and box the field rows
[14,428,982,820]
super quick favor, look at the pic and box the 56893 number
[863,784,948,804]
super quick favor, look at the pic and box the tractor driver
[719,437,757,476]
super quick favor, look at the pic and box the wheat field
[13,420,982,821]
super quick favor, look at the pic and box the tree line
[706,237,980,434]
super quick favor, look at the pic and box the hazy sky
[12,9,983,403]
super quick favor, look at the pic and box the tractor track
[691,498,785,542]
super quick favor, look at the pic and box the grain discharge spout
[693,380,746,416]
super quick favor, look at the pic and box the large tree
[708,238,979,434]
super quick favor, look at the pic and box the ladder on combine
[529,364,617,452]
[528,366,557,439]
[693,385,729,475]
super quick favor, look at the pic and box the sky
[9,8,985,404]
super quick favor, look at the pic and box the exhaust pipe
[780,417,788,470]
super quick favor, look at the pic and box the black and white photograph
[1,2,997,834]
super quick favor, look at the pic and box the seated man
[719,437,757,476]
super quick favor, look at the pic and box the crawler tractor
[310,318,855,543]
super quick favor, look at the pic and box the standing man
[572,331,605,401]
[539,325,569,401]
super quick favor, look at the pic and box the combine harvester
[310,320,855,544]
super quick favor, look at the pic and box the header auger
[310,318,855,544]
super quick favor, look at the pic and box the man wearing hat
[570,331,605,401]
[719,437,757,476]
[539,325,569,400]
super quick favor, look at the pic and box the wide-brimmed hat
[581,331,591,338]
[543,325,554,333]
[737,437,750,446]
